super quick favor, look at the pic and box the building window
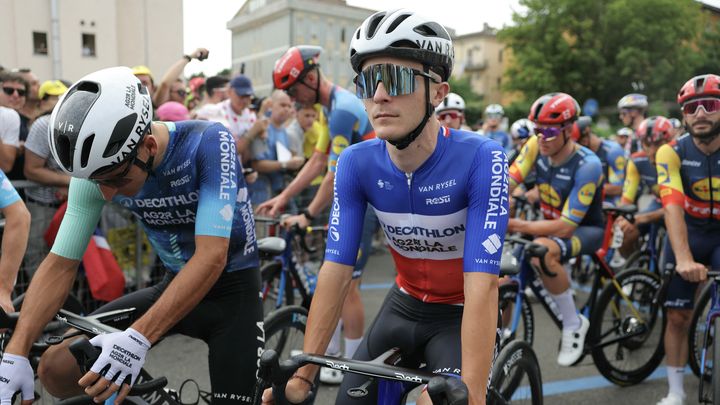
[33,32,48,55]
[82,33,96,57]
[341,28,346,43]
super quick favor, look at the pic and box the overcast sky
[182,0,522,77]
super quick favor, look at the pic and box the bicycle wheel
[713,316,720,405]
[498,283,534,348]
[263,305,307,361]
[487,340,543,405]
[689,283,712,378]
[590,268,665,386]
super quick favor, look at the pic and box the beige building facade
[227,0,374,96]
[452,23,506,105]
[0,0,183,82]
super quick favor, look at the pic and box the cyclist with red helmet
[655,74,720,405]
[507,92,604,367]
[258,45,377,384]
[614,116,673,259]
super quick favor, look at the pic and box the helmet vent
[55,135,73,172]
[532,103,544,121]
[387,14,411,34]
[104,113,138,158]
[695,77,705,92]
[76,81,99,94]
[390,40,419,49]
[138,83,148,95]
[414,23,438,37]
[366,14,385,39]
[80,134,94,168]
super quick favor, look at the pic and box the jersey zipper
[405,171,428,301]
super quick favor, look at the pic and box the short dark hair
[205,76,229,97]
[0,71,29,94]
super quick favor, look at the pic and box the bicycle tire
[714,316,720,405]
[689,282,712,379]
[622,251,649,272]
[498,283,534,348]
[487,340,543,405]
[589,268,665,386]
[263,305,307,361]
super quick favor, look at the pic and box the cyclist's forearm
[131,236,228,343]
[0,203,30,295]
[663,204,693,263]
[636,208,664,225]
[298,261,353,380]
[604,183,623,197]
[513,218,575,239]
[462,273,498,405]
[7,253,79,355]
[280,151,326,200]
[306,171,334,217]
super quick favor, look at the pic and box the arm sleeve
[326,109,358,173]
[508,135,538,188]
[0,109,20,147]
[323,149,367,266]
[50,178,105,260]
[0,171,21,208]
[656,144,684,208]
[606,144,626,187]
[24,118,51,158]
[560,156,603,226]
[621,158,640,205]
[464,141,509,274]
[194,124,237,237]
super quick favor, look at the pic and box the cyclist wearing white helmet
[615,127,633,153]
[0,67,262,405]
[263,8,507,405]
[618,93,648,154]
[482,103,511,152]
[668,117,684,138]
[509,118,534,161]
[435,92,465,130]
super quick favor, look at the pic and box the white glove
[89,328,151,386]
[0,353,34,405]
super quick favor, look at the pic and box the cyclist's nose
[373,82,391,103]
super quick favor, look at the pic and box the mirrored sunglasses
[354,63,437,99]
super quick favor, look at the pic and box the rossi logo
[425,195,450,205]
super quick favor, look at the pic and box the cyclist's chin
[375,126,410,142]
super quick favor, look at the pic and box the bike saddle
[258,237,287,257]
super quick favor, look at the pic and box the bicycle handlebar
[254,349,468,405]
[504,235,557,278]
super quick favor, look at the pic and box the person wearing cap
[482,103,512,152]
[131,65,155,98]
[156,101,190,122]
[23,80,71,276]
[196,74,258,163]
[574,116,626,205]
[263,9,506,404]
[618,93,648,154]
[435,92,466,130]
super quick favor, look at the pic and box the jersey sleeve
[194,124,238,238]
[323,149,368,266]
[50,178,105,260]
[560,156,603,226]
[0,171,21,208]
[509,135,539,188]
[465,141,509,274]
[621,158,640,205]
[326,109,358,173]
[606,143,626,187]
[656,143,684,208]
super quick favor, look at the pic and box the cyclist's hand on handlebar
[282,214,309,230]
[614,216,635,235]
[256,194,289,217]
[676,260,708,283]
[506,218,520,233]
[286,376,312,404]
[79,328,151,405]
[0,353,34,405]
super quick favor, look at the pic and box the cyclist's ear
[431,81,450,109]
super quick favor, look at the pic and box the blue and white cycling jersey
[0,171,21,208]
[325,127,509,304]
[52,121,259,273]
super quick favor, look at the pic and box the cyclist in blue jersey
[0,67,262,405]
[507,93,604,367]
[262,9,507,405]
[482,104,511,152]
[257,45,377,384]
[574,115,626,205]
[435,92,466,130]
[0,170,30,314]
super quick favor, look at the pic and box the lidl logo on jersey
[332,136,349,156]
[482,234,502,254]
[577,183,596,205]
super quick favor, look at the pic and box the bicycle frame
[699,272,720,402]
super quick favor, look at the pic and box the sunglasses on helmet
[354,63,438,100]
[682,98,720,116]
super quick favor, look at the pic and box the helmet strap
[388,66,433,150]
[313,68,321,105]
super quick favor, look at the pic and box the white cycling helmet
[436,93,465,114]
[617,93,648,110]
[485,104,504,116]
[510,119,534,140]
[49,67,153,179]
[349,9,454,81]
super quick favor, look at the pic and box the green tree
[499,0,704,108]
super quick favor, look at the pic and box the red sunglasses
[438,111,462,120]
[682,98,720,115]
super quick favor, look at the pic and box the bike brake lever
[46,330,85,345]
